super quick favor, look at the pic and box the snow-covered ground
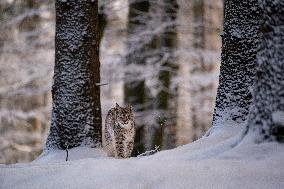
[1,124,283,189]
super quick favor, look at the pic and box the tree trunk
[212,0,261,127]
[100,0,126,110]
[98,4,107,46]
[159,0,178,149]
[175,0,194,146]
[46,0,101,150]
[247,0,284,142]
[124,0,150,156]
[175,0,223,144]
[18,0,40,43]
[99,0,128,147]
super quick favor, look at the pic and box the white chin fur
[119,121,132,129]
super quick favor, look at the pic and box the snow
[1,124,284,189]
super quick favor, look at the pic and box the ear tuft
[116,103,120,109]
[128,104,133,111]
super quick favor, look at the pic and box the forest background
[0,0,222,164]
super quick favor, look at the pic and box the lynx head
[115,103,133,126]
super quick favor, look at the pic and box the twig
[65,148,69,161]
[137,145,160,157]
[96,83,109,86]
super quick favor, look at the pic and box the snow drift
[0,124,283,189]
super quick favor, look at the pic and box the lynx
[103,103,135,158]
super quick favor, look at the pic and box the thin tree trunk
[212,0,261,127]
[100,0,126,108]
[159,0,178,149]
[193,0,223,139]
[100,0,127,146]
[98,4,107,46]
[46,0,101,150]
[124,0,150,156]
[18,0,40,43]
[247,0,284,142]
[191,0,205,141]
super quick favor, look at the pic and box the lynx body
[103,103,135,158]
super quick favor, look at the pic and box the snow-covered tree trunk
[45,0,101,150]
[212,0,261,127]
[247,0,284,142]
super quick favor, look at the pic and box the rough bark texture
[212,0,261,126]
[46,0,101,150]
[248,0,284,142]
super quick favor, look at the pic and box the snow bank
[1,124,283,189]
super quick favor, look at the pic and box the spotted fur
[103,103,135,158]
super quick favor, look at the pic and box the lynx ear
[128,104,133,111]
[116,103,120,109]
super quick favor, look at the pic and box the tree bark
[46,0,101,150]
[248,0,284,142]
[212,0,261,127]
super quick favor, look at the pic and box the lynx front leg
[115,143,125,158]
[125,141,134,158]
[114,135,125,158]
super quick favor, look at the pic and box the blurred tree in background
[0,0,54,164]
[0,0,223,163]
